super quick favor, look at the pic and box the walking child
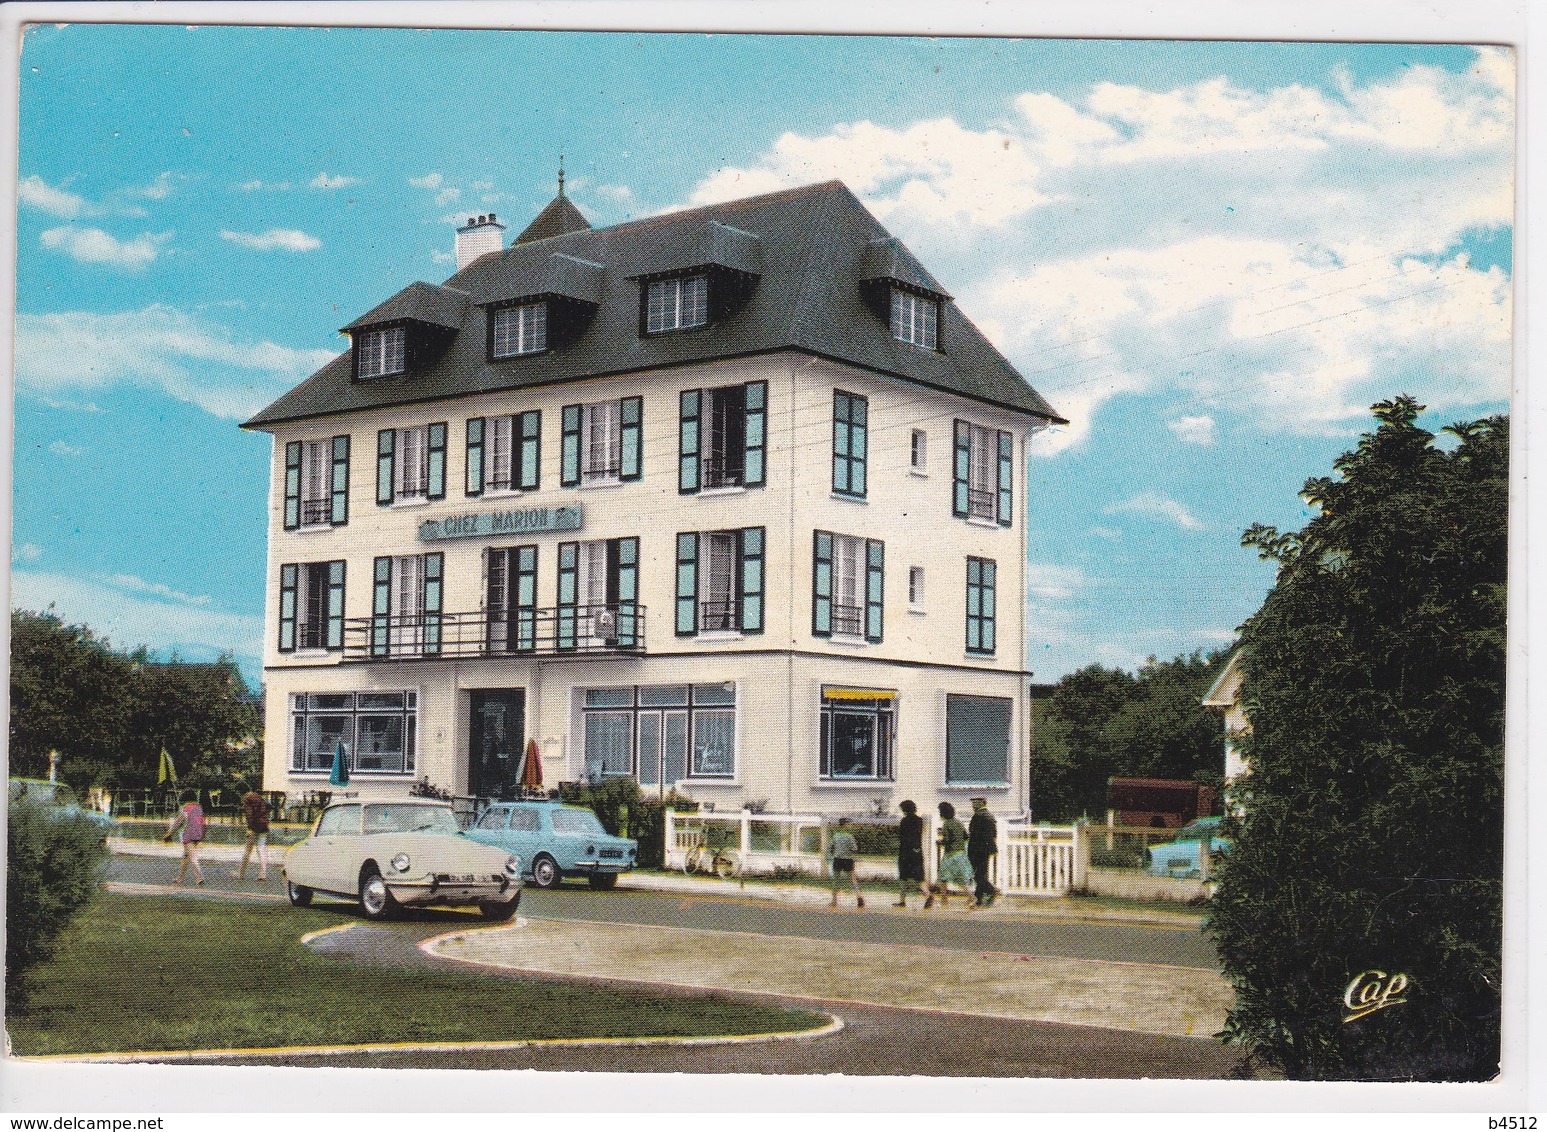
[236,786,270,881]
[167,798,206,886]
[828,816,864,909]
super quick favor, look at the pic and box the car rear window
[551,809,606,836]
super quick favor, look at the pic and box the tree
[1032,651,1230,821]
[1209,397,1506,1081]
[8,610,261,792]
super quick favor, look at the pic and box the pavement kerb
[108,838,1205,929]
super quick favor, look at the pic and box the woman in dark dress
[894,799,929,909]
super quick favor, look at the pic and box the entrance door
[468,690,525,800]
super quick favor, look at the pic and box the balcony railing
[831,603,864,637]
[300,498,333,526]
[702,452,745,489]
[698,598,741,632]
[966,487,997,520]
[341,604,646,662]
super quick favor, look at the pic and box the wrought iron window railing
[698,599,741,632]
[341,604,646,661]
[701,453,745,489]
[966,487,997,519]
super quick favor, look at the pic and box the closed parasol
[520,737,543,791]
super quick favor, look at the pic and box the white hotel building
[244,180,1066,816]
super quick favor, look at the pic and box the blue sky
[10,24,1514,688]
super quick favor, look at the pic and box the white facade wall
[259,350,1039,816]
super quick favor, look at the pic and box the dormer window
[491,302,548,358]
[357,327,406,378]
[890,289,938,351]
[646,275,709,334]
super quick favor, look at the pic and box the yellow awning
[822,686,897,701]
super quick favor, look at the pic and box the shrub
[6,798,109,1012]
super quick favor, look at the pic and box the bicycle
[681,824,742,878]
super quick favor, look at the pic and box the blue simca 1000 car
[466,801,638,889]
[1143,816,1230,878]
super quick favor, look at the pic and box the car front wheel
[287,879,313,907]
[359,866,399,920]
[531,854,562,889]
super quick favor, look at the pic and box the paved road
[102,856,1243,1077]
[103,856,1220,969]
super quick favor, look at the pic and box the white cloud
[683,49,1514,450]
[434,187,461,206]
[34,395,103,413]
[1026,563,1087,601]
[19,174,98,219]
[310,172,358,190]
[133,171,182,200]
[1193,628,1240,645]
[12,543,45,563]
[1168,414,1217,445]
[106,573,213,607]
[14,306,339,420]
[1104,490,1205,531]
[39,226,169,270]
[220,227,322,252]
[235,179,292,192]
[47,440,83,457]
[470,180,493,192]
[430,249,455,265]
[10,570,261,665]
[408,172,444,190]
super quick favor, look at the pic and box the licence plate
[438,873,476,883]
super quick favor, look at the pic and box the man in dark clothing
[967,796,998,908]
[894,800,929,909]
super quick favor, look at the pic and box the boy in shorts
[828,816,864,909]
[236,787,270,881]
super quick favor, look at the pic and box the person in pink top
[167,799,206,886]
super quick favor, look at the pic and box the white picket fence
[663,808,1088,896]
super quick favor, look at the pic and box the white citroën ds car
[283,799,523,921]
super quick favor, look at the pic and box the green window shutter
[330,435,350,525]
[465,417,485,497]
[832,393,849,494]
[278,563,298,651]
[377,429,395,506]
[427,422,447,500]
[515,545,538,651]
[739,526,764,634]
[371,556,392,657]
[679,389,701,494]
[620,396,643,481]
[675,532,699,637]
[423,552,443,655]
[982,558,997,653]
[326,560,346,650]
[865,539,885,643]
[283,442,301,530]
[517,410,541,491]
[616,536,639,647]
[851,395,868,497]
[560,405,581,487]
[557,541,578,648]
[744,381,767,488]
[812,530,833,638]
[997,429,1013,527]
[953,420,971,517]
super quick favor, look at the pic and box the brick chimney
[455,213,506,271]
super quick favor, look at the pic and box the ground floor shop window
[944,693,1010,784]
[819,686,896,780]
[290,691,418,775]
[581,683,737,785]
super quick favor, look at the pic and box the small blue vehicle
[9,778,116,840]
[466,801,638,890]
[1143,816,1230,878]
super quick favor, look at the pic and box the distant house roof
[1203,651,1244,709]
[244,180,1066,430]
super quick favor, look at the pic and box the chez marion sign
[418,505,583,543]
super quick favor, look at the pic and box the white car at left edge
[283,799,523,921]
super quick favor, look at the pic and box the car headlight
[586,844,596,856]
[505,856,522,875]
[390,853,411,873]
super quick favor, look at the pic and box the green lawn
[9,893,828,1056]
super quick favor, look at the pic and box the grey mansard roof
[244,180,1066,429]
